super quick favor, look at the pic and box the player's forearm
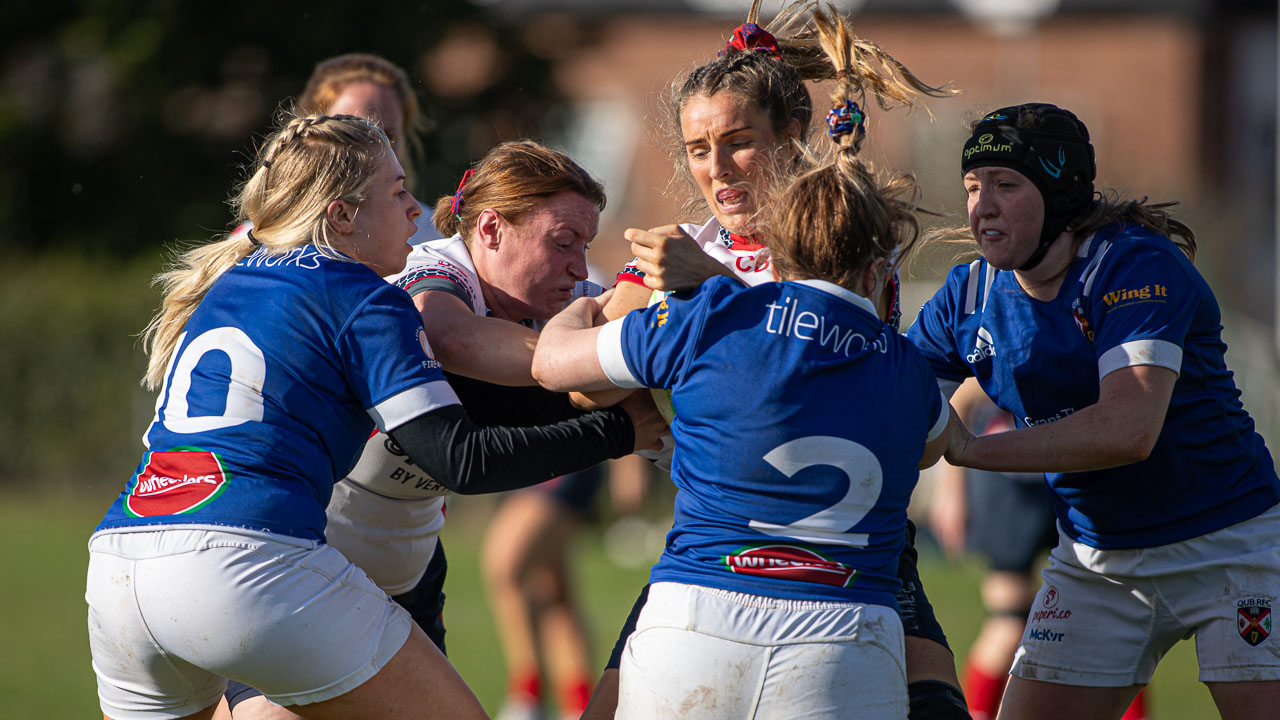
[390,404,633,495]
[948,365,1173,474]
[430,320,539,386]
[950,401,1156,473]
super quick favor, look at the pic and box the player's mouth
[978,228,1006,243]
[716,187,749,213]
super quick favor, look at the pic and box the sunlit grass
[5,491,1216,718]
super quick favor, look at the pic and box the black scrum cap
[961,103,1096,270]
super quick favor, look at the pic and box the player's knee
[908,680,970,720]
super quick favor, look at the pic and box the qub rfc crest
[1238,604,1272,647]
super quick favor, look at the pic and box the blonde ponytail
[140,113,390,390]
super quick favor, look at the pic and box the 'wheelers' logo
[126,450,229,517]
[1238,597,1272,647]
[724,544,857,588]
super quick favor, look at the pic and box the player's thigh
[1207,680,1280,720]
[480,490,563,575]
[290,623,487,720]
[226,695,302,720]
[997,677,1140,720]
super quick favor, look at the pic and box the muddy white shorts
[617,581,906,720]
[1012,502,1280,686]
[86,526,412,719]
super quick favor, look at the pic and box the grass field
[1,490,1219,719]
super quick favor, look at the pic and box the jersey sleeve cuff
[614,273,647,288]
[401,276,472,307]
[1098,339,1183,380]
[370,380,461,432]
[597,318,643,388]
[926,389,950,443]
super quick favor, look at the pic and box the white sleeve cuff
[1098,339,1183,380]
[369,380,460,432]
[927,389,950,443]
[597,319,643,388]
[937,378,961,400]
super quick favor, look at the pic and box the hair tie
[262,159,273,169]
[450,168,476,219]
[826,100,866,142]
[719,23,781,59]
[246,228,262,247]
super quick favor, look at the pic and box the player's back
[647,277,944,607]
[98,246,440,542]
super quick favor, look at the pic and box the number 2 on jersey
[748,436,883,547]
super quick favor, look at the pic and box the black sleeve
[388,403,633,495]
[443,371,581,427]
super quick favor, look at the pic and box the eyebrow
[684,125,754,146]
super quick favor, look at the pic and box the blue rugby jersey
[597,276,947,607]
[96,245,460,541]
[908,222,1279,549]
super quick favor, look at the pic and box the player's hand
[617,391,668,452]
[626,225,734,292]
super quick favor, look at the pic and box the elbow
[1108,426,1160,466]
[530,352,557,391]
[530,348,572,393]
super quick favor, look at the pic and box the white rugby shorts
[86,526,412,719]
[1012,502,1280,686]
[617,581,906,720]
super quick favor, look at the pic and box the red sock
[557,676,593,715]
[508,670,541,701]
[1120,688,1148,720]
[963,662,1009,720]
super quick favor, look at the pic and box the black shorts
[224,541,449,710]
[604,521,950,671]
[965,471,1057,573]
[894,519,950,649]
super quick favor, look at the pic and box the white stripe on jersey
[963,259,983,315]
[369,380,460,432]
[1098,339,1183,380]
[597,319,643,388]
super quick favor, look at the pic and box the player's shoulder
[391,235,479,298]
[1080,222,1195,288]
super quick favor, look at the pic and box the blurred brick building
[449,0,1274,336]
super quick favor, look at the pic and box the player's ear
[863,256,886,303]
[475,208,503,251]
[326,198,358,235]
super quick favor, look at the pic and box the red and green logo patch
[724,544,857,588]
[126,449,230,517]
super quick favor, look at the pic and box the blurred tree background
[1,1,567,488]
